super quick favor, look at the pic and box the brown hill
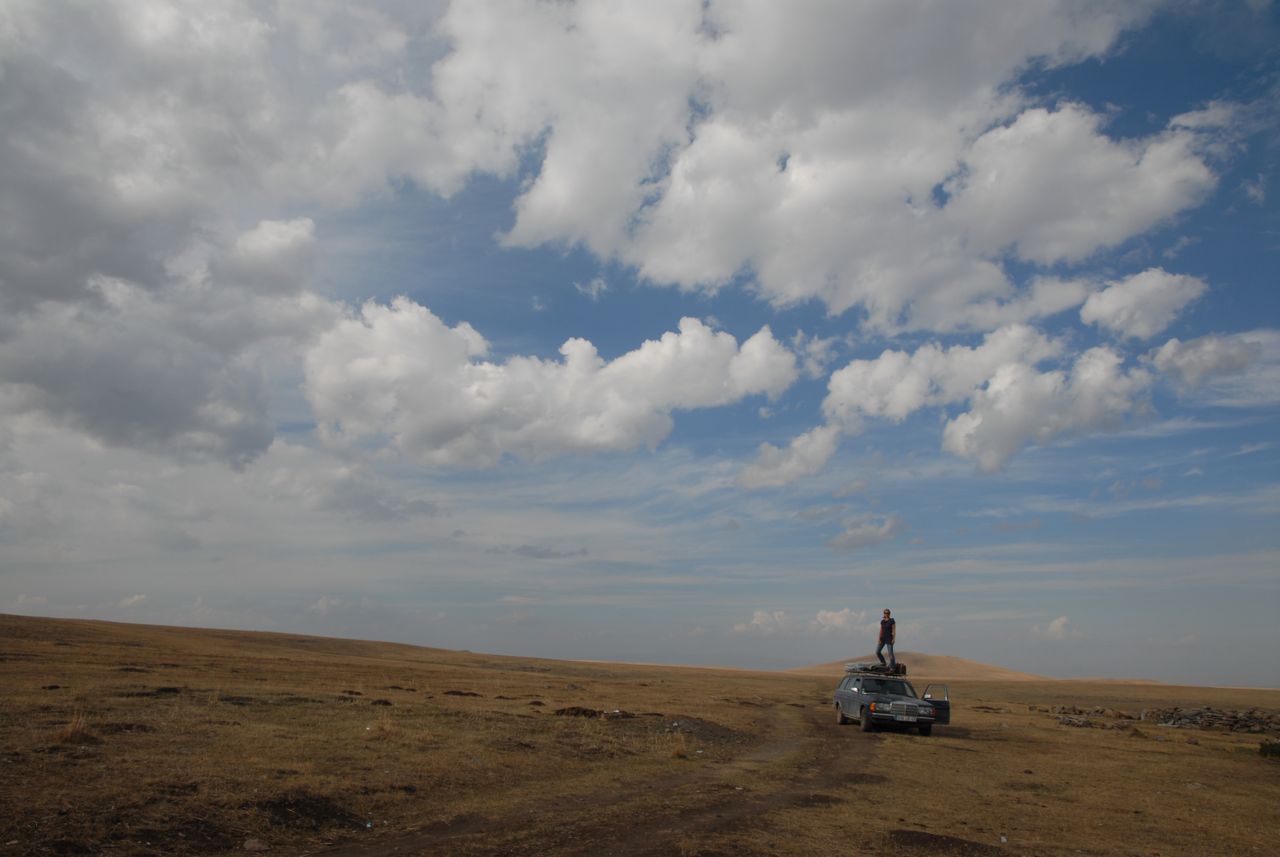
[791,650,1046,681]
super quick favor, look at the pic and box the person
[876,608,896,669]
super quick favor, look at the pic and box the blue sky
[1,1,1277,685]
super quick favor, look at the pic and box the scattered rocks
[370,699,393,706]
[1261,740,1280,758]
[1046,705,1278,735]
[443,690,482,697]
[1139,707,1280,734]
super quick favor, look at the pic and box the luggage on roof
[843,661,907,676]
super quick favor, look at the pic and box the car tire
[836,703,850,725]
[917,723,932,736]
[859,707,874,732]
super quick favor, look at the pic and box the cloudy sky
[2,0,1278,685]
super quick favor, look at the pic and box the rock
[243,838,270,852]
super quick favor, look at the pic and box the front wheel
[860,708,874,732]
[917,723,933,736]
[836,703,850,725]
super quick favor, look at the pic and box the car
[833,663,950,735]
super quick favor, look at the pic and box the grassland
[1,614,1277,857]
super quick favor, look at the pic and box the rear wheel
[859,707,874,732]
[836,703,850,725]
[917,723,933,736]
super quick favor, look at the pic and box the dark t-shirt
[879,617,895,642]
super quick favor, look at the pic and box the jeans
[876,641,895,667]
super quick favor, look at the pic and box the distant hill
[792,651,1047,681]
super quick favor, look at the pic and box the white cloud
[1032,615,1075,640]
[732,609,790,635]
[118,594,146,608]
[811,608,871,635]
[1081,268,1208,339]
[427,2,1183,330]
[0,271,339,467]
[942,347,1152,471]
[738,425,840,489]
[305,299,798,466]
[216,218,318,294]
[574,277,609,301]
[829,515,902,551]
[945,105,1216,264]
[792,331,840,379]
[824,324,1061,429]
[1242,174,1265,204]
[307,596,342,616]
[1149,331,1272,396]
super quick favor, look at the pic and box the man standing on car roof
[876,609,896,669]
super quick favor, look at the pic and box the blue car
[833,664,950,735]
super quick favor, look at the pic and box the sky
[1,0,1278,686]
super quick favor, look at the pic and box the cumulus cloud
[215,218,318,294]
[829,515,902,551]
[942,347,1152,471]
[1032,615,1076,640]
[823,324,1061,429]
[305,299,797,466]
[117,594,146,608]
[427,2,1196,330]
[307,596,342,616]
[732,609,790,635]
[0,1,1238,475]
[811,608,871,635]
[1149,331,1267,386]
[0,270,339,467]
[748,321,1163,483]
[1081,269,1208,339]
[738,425,840,489]
[945,105,1216,264]
[1153,330,1280,407]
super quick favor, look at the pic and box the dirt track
[308,698,876,857]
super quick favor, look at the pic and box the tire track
[307,697,877,857]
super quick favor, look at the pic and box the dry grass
[2,614,1277,857]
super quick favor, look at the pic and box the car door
[922,684,950,724]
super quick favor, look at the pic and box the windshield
[863,679,917,697]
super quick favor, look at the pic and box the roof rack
[843,661,908,676]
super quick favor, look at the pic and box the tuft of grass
[669,731,689,759]
[55,710,101,745]
[1261,740,1280,758]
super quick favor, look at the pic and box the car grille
[889,702,919,718]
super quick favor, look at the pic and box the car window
[863,679,916,697]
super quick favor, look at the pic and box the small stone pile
[1048,706,1131,730]
[1137,707,1280,735]
[1044,704,1279,734]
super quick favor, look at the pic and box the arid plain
[1,614,1276,857]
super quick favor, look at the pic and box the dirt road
[308,698,876,857]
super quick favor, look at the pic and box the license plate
[894,714,917,722]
